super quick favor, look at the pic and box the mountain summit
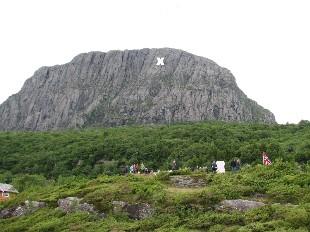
[0,48,275,130]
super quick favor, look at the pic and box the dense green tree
[0,121,309,178]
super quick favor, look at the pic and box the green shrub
[1,121,309,179]
[155,171,171,181]
[267,184,306,204]
[12,174,48,192]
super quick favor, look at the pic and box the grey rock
[57,197,104,218]
[0,48,276,131]
[0,200,46,219]
[0,207,17,219]
[57,197,81,213]
[126,203,153,220]
[170,175,206,188]
[112,200,128,213]
[217,199,265,212]
[112,201,153,220]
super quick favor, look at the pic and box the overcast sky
[0,0,309,124]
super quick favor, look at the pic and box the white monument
[216,161,225,173]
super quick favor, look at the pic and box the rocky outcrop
[0,198,105,219]
[0,48,276,131]
[112,201,153,220]
[0,200,46,219]
[217,199,265,212]
[112,200,128,213]
[57,197,104,218]
[170,175,206,188]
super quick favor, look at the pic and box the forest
[0,120,309,179]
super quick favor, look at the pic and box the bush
[12,174,48,192]
[1,121,309,178]
[267,184,306,204]
[155,171,171,181]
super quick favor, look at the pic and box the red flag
[262,152,272,166]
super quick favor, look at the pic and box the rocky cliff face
[0,48,275,131]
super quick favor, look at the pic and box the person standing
[135,163,139,173]
[235,159,241,171]
[140,162,145,173]
[211,161,218,173]
[172,160,178,171]
[231,159,237,171]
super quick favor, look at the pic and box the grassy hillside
[0,121,310,179]
[0,121,309,231]
[0,163,309,231]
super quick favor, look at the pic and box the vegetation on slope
[0,162,309,231]
[0,121,310,179]
[0,121,309,231]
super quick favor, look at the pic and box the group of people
[129,162,150,174]
[230,158,241,171]
[126,158,241,175]
[211,158,241,173]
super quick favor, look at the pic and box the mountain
[0,48,275,131]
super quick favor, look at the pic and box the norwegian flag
[262,152,272,166]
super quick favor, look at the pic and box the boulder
[126,203,153,220]
[170,175,206,188]
[217,199,265,212]
[58,197,84,213]
[0,200,46,219]
[112,200,128,213]
[57,197,104,218]
[112,201,153,220]
[0,207,17,219]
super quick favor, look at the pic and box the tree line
[0,120,309,178]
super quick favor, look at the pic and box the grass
[166,187,205,193]
[1,162,309,231]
